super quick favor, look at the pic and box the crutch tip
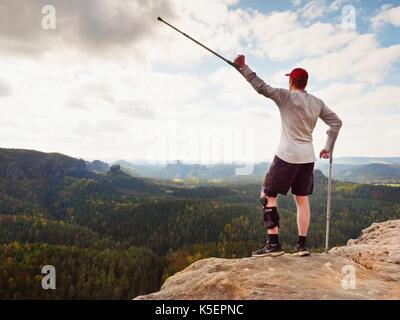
[157,16,163,21]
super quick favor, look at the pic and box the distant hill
[86,160,109,173]
[331,157,400,165]
[316,162,400,184]
[0,148,164,214]
[114,160,269,180]
[112,158,400,184]
[0,148,93,212]
[0,148,90,180]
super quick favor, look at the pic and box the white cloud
[117,100,156,119]
[249,11,299,58]
[299,0,326,20]
[0,0,175,55]
[253,21,357,61]
[312,82,366,110]
[0,53,210,159]
[314,82,400,114]
[144,0,249,67]
[292,0,302,7]
[371,5,400,30]
[1,0,399,161]
[300,34,400,83]
[311,82,400,158]
[328,0,343,12]
[208,67,264,107]
[0,78,12,97]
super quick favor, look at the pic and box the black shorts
[263,156,314,197]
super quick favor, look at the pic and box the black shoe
[252,242,284,257]
[293,243,310,256]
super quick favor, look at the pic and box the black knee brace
[263,207,280,229]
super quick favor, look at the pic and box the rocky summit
[135,220,400,300]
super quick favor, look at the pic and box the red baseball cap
[285,68,308,81]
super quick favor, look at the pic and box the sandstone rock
[330,219,400,281]
[135,220,400,300]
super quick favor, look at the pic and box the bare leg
[294,195,310,236]
[266,196,278,235]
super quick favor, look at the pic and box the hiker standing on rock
[234,54,343,257]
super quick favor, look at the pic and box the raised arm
[319,102,343,158]
[234,54,288,106]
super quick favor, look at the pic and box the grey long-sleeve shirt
[241,65,343,164]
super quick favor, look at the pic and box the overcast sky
[1,0,400,163]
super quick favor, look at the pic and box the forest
[1,148,399,299]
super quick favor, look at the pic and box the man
[234,54,342,257]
